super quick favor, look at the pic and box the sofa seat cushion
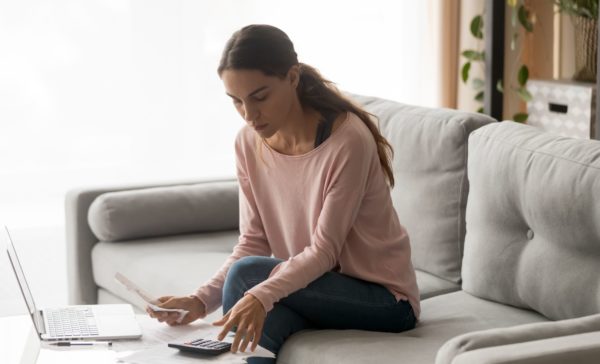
[416,270,459,299]
[277,291,548,364]
[91,231,238,311]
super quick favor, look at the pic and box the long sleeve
[196,114,420,318]
[246,135,372,312]
[193,136,271,314]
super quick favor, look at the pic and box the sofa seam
[455,121,469,283]
[474,129,600,171]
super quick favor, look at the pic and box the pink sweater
[194,112,420,319]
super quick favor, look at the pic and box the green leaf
[580,8,594,18]
[472,78,485,90]
[511,32,518,51]
[462,50,484,61]
[477,107,484,113]
[475,91,484,102]
[518,5,534,32]
[462,62,471,83]
[554,0,598,19]
[470,15,483,39]
[518,65,529,87]
[513,113,528,123]
[496,79,504,93]
[517,87,533,102]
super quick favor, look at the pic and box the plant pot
[572,15,597,82]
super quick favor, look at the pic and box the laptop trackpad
[91,305,141,338]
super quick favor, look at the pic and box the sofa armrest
[450,331,600,364]
[436,313,600,364]
[65,177,237,305]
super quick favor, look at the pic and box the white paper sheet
[119,345,249,364]
[111,315,210,352]
[116,315,274,364]
[115,272,189,323]
[37,348,119,364]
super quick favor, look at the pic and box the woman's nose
[242,104,259,123]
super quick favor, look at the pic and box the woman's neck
[267,103,321,155]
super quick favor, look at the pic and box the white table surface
[1,314,274,364]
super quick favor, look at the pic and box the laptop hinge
[36,309,47,335]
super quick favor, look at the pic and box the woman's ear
[287,65,300,89]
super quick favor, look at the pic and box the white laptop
[3,226,142,341]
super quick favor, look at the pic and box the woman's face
[221,67,299,138]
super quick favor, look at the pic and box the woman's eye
[232,98,242,105]
[254,95,267,102]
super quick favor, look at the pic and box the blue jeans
[222,256,416,356]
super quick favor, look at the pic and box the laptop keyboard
[45,307,99,338]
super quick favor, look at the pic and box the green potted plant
[461,0,533,122]
[555,0,599,82]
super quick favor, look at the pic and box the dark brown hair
[218,24,395,187]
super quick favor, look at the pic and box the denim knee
[225,256,273,287]
[222,256,281,313]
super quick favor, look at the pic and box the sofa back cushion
[463,121,600,320]
[353,95,495,283]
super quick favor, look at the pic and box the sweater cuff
[245,287,274,313]
[193,284,222,315]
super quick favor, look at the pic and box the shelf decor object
[573,15,598,82]
[527,79,596,139]
[555,0,598,82]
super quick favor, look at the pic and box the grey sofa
[65,95,600,363]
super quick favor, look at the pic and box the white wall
[0,0,437,228]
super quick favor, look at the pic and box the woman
[147,24,420,357]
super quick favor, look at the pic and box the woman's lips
[253,124,268,131]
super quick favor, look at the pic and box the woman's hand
[212,294,266,353]
[146,295,206,326]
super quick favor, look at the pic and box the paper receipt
[115,272,189,323]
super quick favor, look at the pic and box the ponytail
[296,63,396,188]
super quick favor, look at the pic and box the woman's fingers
[166,319,180,326]
[230,322,248,353]
[239,325,254,352]
[164,312,182,325]
[148,309,177,323]
[217,312,245,352]
[156,296,173,304]
[250,323,263,352]
[212,311,231,327]
[217,316,236,341]
[214,311,233,340]
[214,295,267,352]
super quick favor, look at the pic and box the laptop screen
[2,226,44,335]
